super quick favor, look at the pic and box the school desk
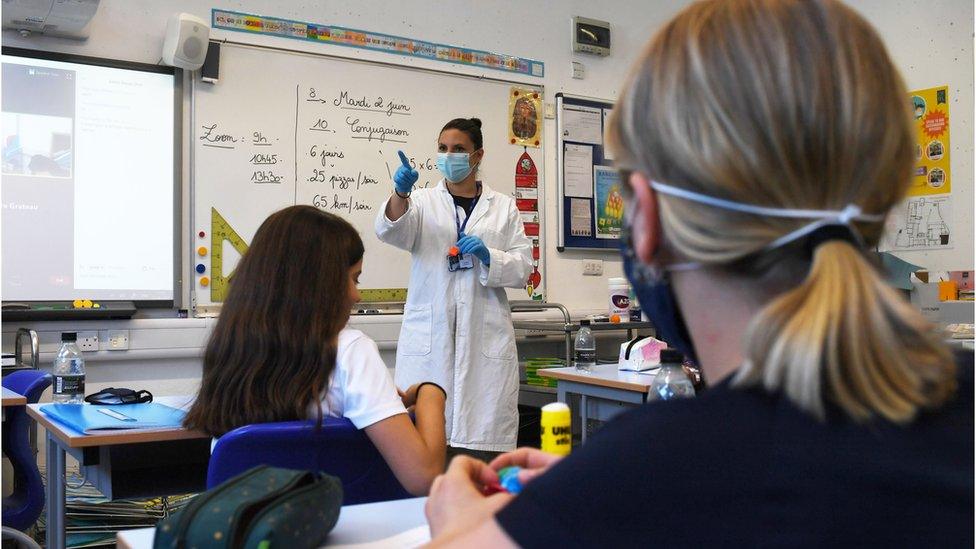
[115,496,430,548]
[2,387,28,406]
[2,387,28,421]
[26,396,210,549]
[538,363,655,443]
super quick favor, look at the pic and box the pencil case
[153,465,343,549]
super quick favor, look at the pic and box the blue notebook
[40,403,186,434]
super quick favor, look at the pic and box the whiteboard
[192,43,544,307]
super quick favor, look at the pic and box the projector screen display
[1,50,177,303]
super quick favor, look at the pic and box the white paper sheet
[561,104,603,145]
[564,144,594,198]
[570,197,593,237]
[602,108,614,160]
[329,525,431,549]
[880,193,953,251]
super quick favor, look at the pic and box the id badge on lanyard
[447,191,480,272]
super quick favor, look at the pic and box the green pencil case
[153,465,342,549]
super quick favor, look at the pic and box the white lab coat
[375,180,532,451]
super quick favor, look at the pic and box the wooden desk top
[538,364,655,393]
[2,387,27,406]
[26,396,208,448]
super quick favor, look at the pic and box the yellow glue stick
[540,402,572,456]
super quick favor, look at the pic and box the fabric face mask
[437,152,474,183]
[621,218,700,364]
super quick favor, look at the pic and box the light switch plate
[572,61,585,79]
[107,330,129,351]
[582,259,604,276]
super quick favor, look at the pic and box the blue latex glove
[393,150,419,194]
[457,233,490,266]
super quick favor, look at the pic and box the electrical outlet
[582,259,604,276]
[77,331,99,352]
[107,330,130,351]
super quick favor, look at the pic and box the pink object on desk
[949,271,974,291]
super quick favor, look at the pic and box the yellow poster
[508,87,542,147]
[908,86,950,196]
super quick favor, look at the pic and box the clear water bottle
[574,319,596,372]
[648,348,695,401]
[53,333,85,404]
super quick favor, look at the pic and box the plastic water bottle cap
[660,348,684,364]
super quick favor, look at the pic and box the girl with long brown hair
[184,205,446,495]
[422,0,972,545]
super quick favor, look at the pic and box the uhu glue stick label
[540,402,572,455]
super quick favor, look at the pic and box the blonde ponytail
[606,0,958,424]
[738,242,955,423]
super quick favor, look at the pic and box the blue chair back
[208,418,412,505]
[2,370,52,531]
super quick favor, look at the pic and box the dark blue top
[496,351,974,547]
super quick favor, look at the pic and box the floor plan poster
[908,86,950,196]
[881,194,953,251]
[594,166,623,239]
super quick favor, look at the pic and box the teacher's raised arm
[385,149,419,221]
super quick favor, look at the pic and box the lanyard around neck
[452,185,482,237]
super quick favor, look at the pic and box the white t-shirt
[212,328,406,451]
[317,328,407,429]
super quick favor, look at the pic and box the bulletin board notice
[556,93,619,251]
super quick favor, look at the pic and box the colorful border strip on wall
[212,9,545,78]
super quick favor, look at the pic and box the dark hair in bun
[440,117,483,150]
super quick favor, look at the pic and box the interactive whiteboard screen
[1,48,178,304]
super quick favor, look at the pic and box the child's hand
[489,447,563,487]
[398,384,420,408]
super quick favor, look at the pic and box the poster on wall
[508,88,542,147]
[593,166,623,239]
[515,151,544,299]
[880,193,953,251]
[908,85,950,196]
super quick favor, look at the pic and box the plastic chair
[208,418,413,505]
[1,526,42,549]
[2,370,52,531]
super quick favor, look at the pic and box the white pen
[97,408,136,421]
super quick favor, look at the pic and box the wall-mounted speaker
[162,13,210,71]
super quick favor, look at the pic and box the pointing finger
[397,150,410,168]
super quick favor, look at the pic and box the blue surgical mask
[437,152,474,183]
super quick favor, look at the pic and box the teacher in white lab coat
[376,117,532,459]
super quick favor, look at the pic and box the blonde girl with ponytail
[422,1,972,546]
[607,0,957,424]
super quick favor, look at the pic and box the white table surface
[539,363,657,391]
[117,496,428,548]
